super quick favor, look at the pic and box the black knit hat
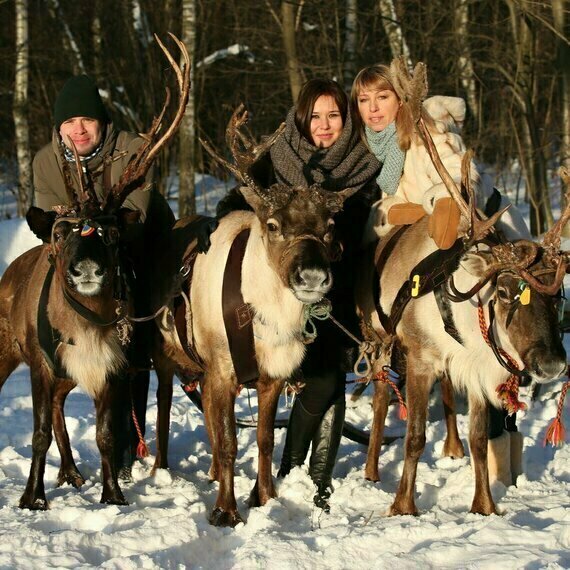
[54,75,109,129]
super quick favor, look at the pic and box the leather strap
[374,225,409,334]
[38,265,70,377]
[222,229,259,384]
[173,249,205,368]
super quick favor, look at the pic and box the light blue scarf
[365,123,405,196]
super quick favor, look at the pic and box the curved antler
[102,32,191,214]
[200,104,285,196]
[542,167,570,253]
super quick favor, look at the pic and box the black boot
[309,398,345,513]
[278,398,323,477]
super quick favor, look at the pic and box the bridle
[47,214,131,332]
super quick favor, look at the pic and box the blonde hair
[350,64,416,151]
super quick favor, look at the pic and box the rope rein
[477,299,527,415]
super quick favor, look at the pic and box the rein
[477,298,527,414]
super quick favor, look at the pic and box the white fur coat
[365,96,530,242]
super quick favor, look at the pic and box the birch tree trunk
[281,1,304,103]
[179,0,197,217]
[377,0,411,67]
[454,0,479,127]
[14,0,32,217]
[343,0,358,90]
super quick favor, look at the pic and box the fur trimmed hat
[54,75,109,129]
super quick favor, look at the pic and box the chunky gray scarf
[365,123,406,196]
[270,107,379,196]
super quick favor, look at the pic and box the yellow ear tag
[520,285,531,305]
[411,275,420,297]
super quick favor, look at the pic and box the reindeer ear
[26,206,57,243]
[460,250,494,277]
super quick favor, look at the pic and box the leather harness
[373,189,505,344]
[374,225,466,344]
[174,228,259,385]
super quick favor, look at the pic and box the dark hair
[294,79,348,143]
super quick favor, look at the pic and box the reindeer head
[461,232,568,384]
[202,106,359,304]
[240,183,357,303]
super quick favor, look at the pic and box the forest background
[2,0,569,236]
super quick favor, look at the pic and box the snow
[0,181,569,569]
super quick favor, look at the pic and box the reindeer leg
[52,379,85,488]
[441,374,465,459]
[19,369,53,510]
[151,348,175,474]
[365,381,390,482]
[96,377,128,506]
[201,378,221,482]
[248,377,284,508]
[468,395,497,515]
[390,363,432,516]
[208,379,242,527]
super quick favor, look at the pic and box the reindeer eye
[497,287,512,303]
[266,220,280,233]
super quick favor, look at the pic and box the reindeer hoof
[469,504,498,516]
[443,439,465,459]
[57,468,85,489]
[389,502,418,517]
[19,495,48,510]
[247,483,276,508]
[100,490,128,506]
[209,507,244,527]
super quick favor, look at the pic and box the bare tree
[179,0,197,217]
[505,0,553,234]
[454,0,479,127]
[46,0,85,75]
[13,0,32,216]
[378,0,411,67]
[280,1,305,102]
[343,0,358,90]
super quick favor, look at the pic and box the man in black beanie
[33,75,151,216]
[32,75,175,479]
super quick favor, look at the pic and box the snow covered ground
[0,180,568,569]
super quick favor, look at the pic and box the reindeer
[0,34,190,510]
[149,107,357,527]
[356,62,568,516]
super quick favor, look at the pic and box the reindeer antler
[389,57,428,123]
[101,33,191,214]
[543,167,570,253]
[200,104,285,195]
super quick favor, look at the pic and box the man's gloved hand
[195,216,219,254]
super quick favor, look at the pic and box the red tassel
[543,380,569,447]
[136,440,150,459]
[398,404,408,421]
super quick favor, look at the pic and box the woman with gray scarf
[216,79,380,512]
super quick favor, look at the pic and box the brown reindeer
[0,34,190,510]
[358,157,569,516]
[356,60,568,515]
[149,107,358,527]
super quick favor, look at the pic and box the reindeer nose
[527,345,567,381]
[293,267,331,290]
